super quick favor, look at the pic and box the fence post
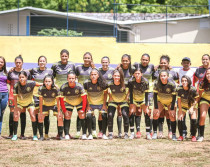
[113,0,116,38]
[165,5,168,43]
[115,3,118,40]
[209,0,210,15]
[26,16,30,36]
[17,0,19,36]
[67,0,69,36]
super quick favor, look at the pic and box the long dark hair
[90,68,107,90]
[15,55,23,63]
[113,67,125,90]
[18,71,28,87]
[121,54,133,75]
[84,52,95,68]
[43,75,55,88]
[60,49,69,56]
[181,75,195,108]
[157,70,169,88]
[200,68,210,90]
[0,56,7,74]
[38,55,47,65]
[141,53,150,61]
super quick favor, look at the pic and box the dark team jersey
[84,79,107,105]
[30,67,53,96]
[128,77,149,102]
[199,82,210,101]
[13,80,36,106]
[122,67,134,86]
[193,66,208,89]
[133,63,155,92]
[51,61,75,87]
[98,67,114,82]
[60,82,86,106]
[153,80,176,105]
[75,64,92,85]
[108,81,129,103]
[177,85,198,109]
[153,69,179,83]
[38,86,60,106]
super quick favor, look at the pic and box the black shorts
[33,96,39,108]
[43,105,57,116]
[65,102,82,111]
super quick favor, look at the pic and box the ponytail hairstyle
[15,54,23,63]
[38,55,47,65]
[0,56,7,74]
[90,68,107,90]
[121,54,133,75]
[200,68,210,90]
[84,52,95,68]
[60,49,69,56]
[101,56,110,63]
[113,67,125,90]
[181,75,195,108]
[157,70,169,88]
[141,53,150,61]
[43,75,55,88]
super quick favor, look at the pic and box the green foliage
[37,28,83,36]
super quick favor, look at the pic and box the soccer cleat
[7,135,13,139]
[20,135,26,140]
[74,132,80,139]
[92,131,97,139]
[152,132,157,140]
[168,132,172,139]
[108,134,113,140]
[39,136,44,141]
[33,135,38,141]
[44,134,50,140]
[124,133,129,139]
[172,135,177,141]
[191,136,197,142]
[158,132,164,139]
[129,133,135,140]
[97,132,103,139]
[82,134,87,140]
[11,135,18,141]
[87,135,93,140]
[65,135,70,140]
[59,136,64,140]
[102,134,108,140]
[197,136,204,142]
[118,133,122,139]
[146,134,152,140]
[136,132,141,139]
[177,136,183,141]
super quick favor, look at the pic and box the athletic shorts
[33,96,39,108]
[133,101,145,107]
[148,92,153,109]
[17,102,35,110]
[43,105,57,116]
[108,102,129,109]
[65,102,82,111]
[200,98,210,106]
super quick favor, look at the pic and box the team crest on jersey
[112,89,115,92]
[75,89,79,94]
[89,87,92,90]
[97,86,101,91]
[44,94,47,97]
[51,93,56,97]
[108,74,112,79]
[26,87,31,92]
[181,94,184,97]
[120,88,124,92]
[166,88,171,93]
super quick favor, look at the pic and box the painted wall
[0,36,209,69]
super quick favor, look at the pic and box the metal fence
[0,1,210,43]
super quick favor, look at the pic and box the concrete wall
[0,36,209,68]
[129,17,210,43]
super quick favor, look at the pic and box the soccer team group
[0,50,209,142]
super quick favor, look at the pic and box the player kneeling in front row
[128,68,151,140]
[37,75,63,140]
[177,75,199,142]
[12,71,42,141]
[60,71,87,140]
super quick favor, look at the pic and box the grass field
[0,108,210,167]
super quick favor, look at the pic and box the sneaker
[183,133,187,139]
[150,132,153,137]
[39,136,44,141]
[124,133,129,139]
[65,135,70,140]
[146,134,152,140]
[136,132,141,139]
[177,136,183,141]
[7,135,13,139]
[197,136,204,142]
[11,135,18,141]
[33,135,38,141]
[172,134,177,141]
[59,136,64,140]
[87,135,93,140]
[129,133,135,139]
[168,132,172,139]
[191,136,197,142]
[108,134,113,140]
[44,134,50,140]
[20,135,26,140]
[196,135,200,140]
[97,132,103,139]
[82,134,87,140]
[56,134,60,140]
[118,133,122,139]
[92,131,97,139]
[158,132,163,139]
[102,134,108,140]
[74,132,80,139]
[152,132,157,140]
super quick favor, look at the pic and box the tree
[37,28,83,36]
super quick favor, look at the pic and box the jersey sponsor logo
[166,88,171,93]
[26,87,31,92]
[75,89,79,94]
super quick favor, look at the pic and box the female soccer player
[7,55,30,139]
[60,71,87,140]
[12,71,42,141]
[128,68,151,140]
[0,56,8,139]
[75,52,95,139]
[197,68,210,142]
[30,56,53,140]
[177,75,199,142]
[107,68,129,139]
[132,53,155,138]
[38,75,63,140]
[152,70,177,140]
[153,55,178,139]
[84,69,108,140]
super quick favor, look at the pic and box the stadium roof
[0,6,209,25]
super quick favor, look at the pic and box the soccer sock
[44,115,50,135]
[20,112,26,136]
[102,113,107,135]
[167,119,172,132]
[178,120,183,136]
[92,115,96,131]
[135,115,141,132]
[9,112,14,136]
[117,116,122,134]
[64,119,70,135]
[58,126,64,137]
[182,115,187,136]
[145,114,151,133]
[150,118,153,133]
[199,125,205,137]
[76,116,81,132]
[158,117,164,132]
[98,120,102,132]
[191,119,197,137]
[197,109,200,136]
[81,119,86,135]
[129,114,135,133]
[32,121,38,136]
[38,122,43,137]
[13,121,18,135]
[153,119,158,133]
[171,121,176,135]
